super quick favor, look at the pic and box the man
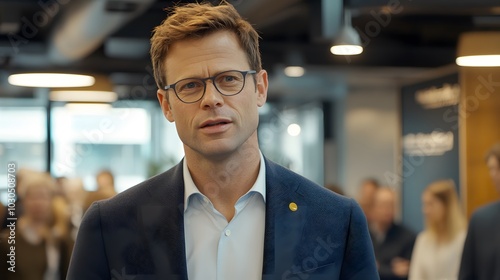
[83,169,117,212]
[459,143,500,280]
[67,2,378,279]
[370,188,415,280]
[357,178,380,223]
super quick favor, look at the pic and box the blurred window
[51,101,183,192]
[0,106,47,204]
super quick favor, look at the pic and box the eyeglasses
[164,70,257,104]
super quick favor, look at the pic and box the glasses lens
[175,79,205,103]
[215,71,245,96]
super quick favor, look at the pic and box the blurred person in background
[82,169,116,212]
[0,171,71,280]
[0,202,5,229]
[61,178,86,242]
[459,142,500,280]
[52,176,72,242]
[1,167,30,230]
[54,177,67,197]
[371,187,416,280]
[357,178,380,223]
[409,180,466,280]
[325,183,345,195]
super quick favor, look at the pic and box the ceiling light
[330,44,363,55]
[284,49,306,77]
[50,91,118,103]
[456,32,500,67]
[456,55,500,67]
[8,73,95,88]
[287,123,301,136]
[284,66,305,77]
[331,9,363,56]
[50,74,117,103]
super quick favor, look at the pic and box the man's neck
[184,143,261,221]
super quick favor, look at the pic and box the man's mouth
[200,119,232,128]
[204,121,228,127]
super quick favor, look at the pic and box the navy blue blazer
[67,158,378,280]
[459,201,500,280]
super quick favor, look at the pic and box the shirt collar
[183,151,266,212]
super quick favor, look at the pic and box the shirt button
[224,229,231,236]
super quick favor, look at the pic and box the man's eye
[179,80,202,92]
[224,76,235,82]
[185,82,198,88]
[218,74,240,84]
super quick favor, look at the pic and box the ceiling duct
[48,0,155,65]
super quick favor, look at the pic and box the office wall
[342,86,400,198]
[400,74,460,232]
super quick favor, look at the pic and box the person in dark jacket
[370,187,416,280]
[459,143,500,280]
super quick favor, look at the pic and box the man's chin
[196,143,238,159]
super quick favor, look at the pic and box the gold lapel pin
[289,202,298,212]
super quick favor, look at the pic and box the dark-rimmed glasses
[164,70,256,103]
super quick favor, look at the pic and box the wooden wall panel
[460,67,500,218]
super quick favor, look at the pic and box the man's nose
[200,80,224,108]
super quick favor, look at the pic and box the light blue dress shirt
[183,153,266,280]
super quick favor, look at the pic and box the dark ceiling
[1,0,500,99]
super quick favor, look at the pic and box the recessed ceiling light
[8,73,95,88]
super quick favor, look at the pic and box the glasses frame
[164,70,257,104]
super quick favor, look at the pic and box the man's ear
[157,89,175,122]
[255,70,268,107]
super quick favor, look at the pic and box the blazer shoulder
[266,158,355,212]
[470,201,500,224]
[95,162,183,213]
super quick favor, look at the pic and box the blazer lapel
[262,159,307,278]
[141,160,188,280]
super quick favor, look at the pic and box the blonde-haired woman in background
[0,171,71,280]
[409,179,467,280]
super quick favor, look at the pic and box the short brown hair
[485,142,500,163]
[150,1,261,89]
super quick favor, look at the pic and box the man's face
[372,190,395,226]
[357,183,377,220]
[486,155,500,194]
[157,31,268,159]
[24,187,52,223]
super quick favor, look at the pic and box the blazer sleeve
[339,199,380,280]
[458,215,477,280]
[67,202,111,280]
